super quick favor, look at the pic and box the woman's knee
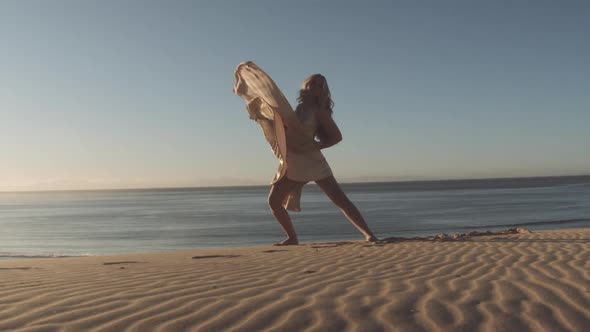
[267,193,284,211]
[268,177,297,211]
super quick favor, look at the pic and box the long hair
[297,74,334,114]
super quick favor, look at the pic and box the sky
[1,1,589,191]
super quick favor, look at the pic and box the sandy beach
[1,228,589,332]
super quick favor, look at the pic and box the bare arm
[315,109,342,149]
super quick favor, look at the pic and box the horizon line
[2,174,589,194]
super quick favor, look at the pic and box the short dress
[285,104,333,182]
[233,61,332,212]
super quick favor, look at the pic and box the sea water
[1,176,589,259]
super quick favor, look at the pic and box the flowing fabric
[233,61,304,211]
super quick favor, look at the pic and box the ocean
[1,176,589,260]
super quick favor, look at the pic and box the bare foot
[365,235,378,242]
[274,238,299,246]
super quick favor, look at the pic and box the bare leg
[315,176,377,242]
[268,176,303,245]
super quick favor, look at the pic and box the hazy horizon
[2,1,589,192]
[2,174,589,194]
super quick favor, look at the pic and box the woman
[234,62,377,245]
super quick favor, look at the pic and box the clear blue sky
[1,1,589,191]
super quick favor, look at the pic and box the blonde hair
[297,74,334,114]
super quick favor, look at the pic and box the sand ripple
[0,228,589,331]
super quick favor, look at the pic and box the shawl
[233,61,304,211]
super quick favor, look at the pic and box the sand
[1,228,589,332]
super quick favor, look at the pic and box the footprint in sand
[191,255,241,259]
[102,261,146,265]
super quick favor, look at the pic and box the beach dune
[1,228,589,331]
